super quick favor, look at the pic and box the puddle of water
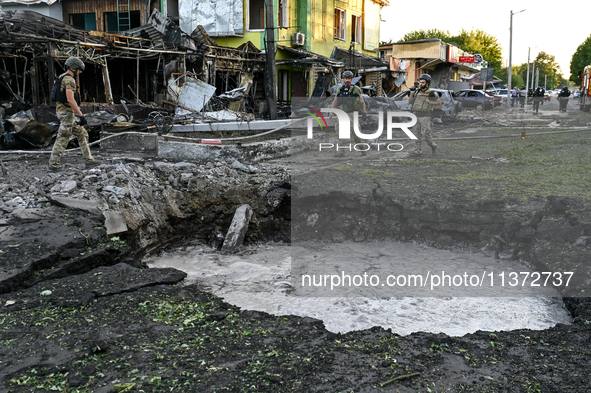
[145,243,571,336]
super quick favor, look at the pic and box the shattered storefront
[189,36,266,116]
[0,9,191,107]
[0,9,269,148]
[276,45,344,100]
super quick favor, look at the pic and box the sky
[379,0,590,80]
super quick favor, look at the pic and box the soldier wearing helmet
[328,70,367,155]
[408,73,440,156]
[49,56,101,172]
[557,86,571,112]
[331,70,366,113]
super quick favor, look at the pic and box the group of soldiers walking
[511,85,572,113]
[329,72,438,157]
[328,69,579,159]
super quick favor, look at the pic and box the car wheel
[433,109,444,119]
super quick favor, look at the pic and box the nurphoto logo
[305,108,418,153]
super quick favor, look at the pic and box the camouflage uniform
[334,84,365,145]
[49,73,94,169]
[411,88,438,154]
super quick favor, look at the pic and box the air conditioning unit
[292,32,305,46]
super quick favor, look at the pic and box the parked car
[391,88,462,120]
[453,89,496,110]
[487,89,509,105]
[545,90,553,101]
[574,90,581,98]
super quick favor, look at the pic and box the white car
[487,89,509,104]
[391,88,462,119]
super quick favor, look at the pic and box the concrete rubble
[221,204,253,252]
[0,154,290,250]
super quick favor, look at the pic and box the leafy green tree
[399,29,452,43]
[570,35,591,86]
[509,53,566,89]
[531,52,565,89]
[496,67,524,89]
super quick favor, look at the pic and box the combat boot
[85,160,103,168]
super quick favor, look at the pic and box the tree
[496,67,524,89]
[450,29,502,71]
[570,35,591,86]
[531,52,564,89]
[399,29,451,43]
[505,55,567,89]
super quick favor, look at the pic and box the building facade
[379,38,482,95]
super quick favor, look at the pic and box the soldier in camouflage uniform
[49,56,101,172]
[328,70,367,155]
[408,74,440,156]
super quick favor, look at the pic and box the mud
[145,242,571,336]
[1,103,591,392]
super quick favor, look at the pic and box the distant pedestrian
[511,86,518,107]
[49,56,101,172]
[558,86,571,112]
[519,87,526,108]
[532,87,544,114]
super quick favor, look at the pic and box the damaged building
[379,39,482,95]
[0,8,264,108]
[0,0,390,147]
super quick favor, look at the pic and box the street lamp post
[531,58,536,89]
[507,9,525,108]
[526,48,530,105]
[525,47,537,107]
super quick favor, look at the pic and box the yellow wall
[309,0,377,58]
[211,0,380,59]
[215,32,266,51]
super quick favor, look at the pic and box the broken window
[69,13,97,31]
[351,14,361,44]
[103,11,141,32]
[248,0,265,30]
[334,8,345,40]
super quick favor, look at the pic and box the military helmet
[419,74,431,83]
[342,70,355,78]
[65,56,85,71]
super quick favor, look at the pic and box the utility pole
[531,59,536,89]
[264,0,278,120]
[507,9,525,108]
[525,47,530,104]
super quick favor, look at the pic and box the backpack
[50,73,80,106]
